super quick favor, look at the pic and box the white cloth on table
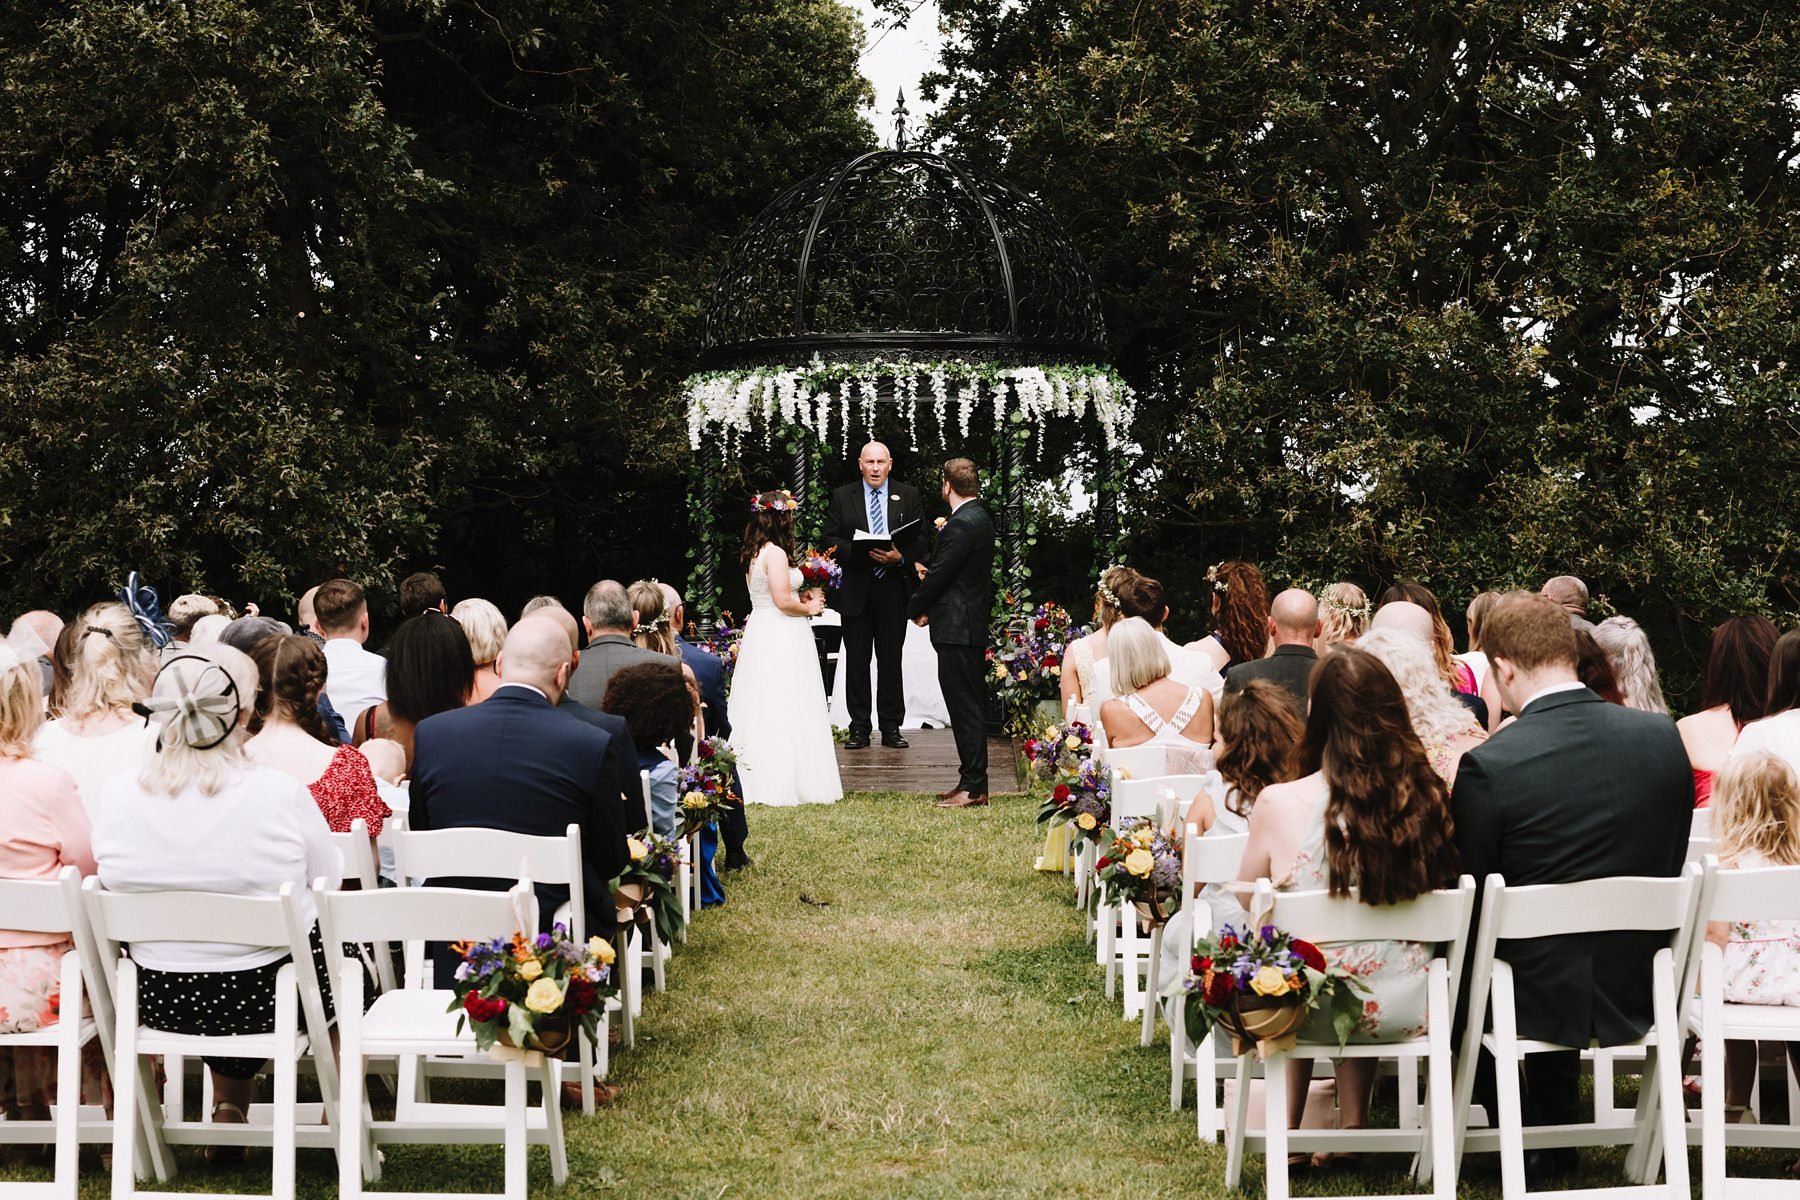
[828,619,952,730]
[32,718,156,819]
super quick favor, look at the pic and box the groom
[908,458,996,808]
[825,441,929,750]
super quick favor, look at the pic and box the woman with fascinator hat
[90,643,341,1151]
[728,490,843,806]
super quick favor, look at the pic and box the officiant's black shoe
[844,730,871,750]
[881,731,909,749]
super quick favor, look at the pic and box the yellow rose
[1063,735,1080,750]
[517,959,543,981]
[993,663,1009,681]
[1250,965,1295,998]
[1124,848,1156,877]
[627,837,649,862]
[587,935,616,965]
[1049,665,1060,676]
[682,790,707,809]
[1130,826,1155,848]
[1042,725,1060,742]
[1113,766,1131,781]
[1076,812,1097,831]
[524,977,564,1013]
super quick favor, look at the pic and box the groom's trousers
[935,640,988,794]
[843,574,907,735]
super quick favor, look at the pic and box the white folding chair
[388,826,601,1115]
[1223,876,1476,1200]
[84,878,342,1200]
[1167,830,1250,1141]
[1691,857,1800,1198]
[1103,775,1199,1019]
[1453,868,1703,1200]
[328,820,396,996]
[1103,744,1172,779]
[1690,807,1712,839]
[318,880,568,1200]
[1686,833,1717,864]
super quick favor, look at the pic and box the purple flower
[1260,925,1277,943]
[535,932,555,951]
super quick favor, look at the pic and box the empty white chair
[328,819,396,995]
[1104,744,1172,779]
[1167,830,1250,1142]
[1453,868,1703,1199]
[318,880,568,1200]
[1225,876,1477,1200]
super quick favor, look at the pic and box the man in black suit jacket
[907,457,996,807]
[410,616,630,946]
[824,441,930,749]
[1451,591,1692,1153]
[1223,588,1320,710]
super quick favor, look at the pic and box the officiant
[824,441,929,750]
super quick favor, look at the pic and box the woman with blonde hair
[32,601,159,815]
[449,598,508,702]
[1099,617,1214,763]
[1316,582,1370,651]
[1593,615,1669,714]
[628,580,680,658]
[1059,565,1137,714]
[1358,627,1487,789]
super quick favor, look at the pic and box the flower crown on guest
[749,489,797,514]
[1096,565,1126,611]
[1206,562,1230,592]
[632,612,671,636]
[1321,589,1372,620]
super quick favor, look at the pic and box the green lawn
[24,789,1789,1196]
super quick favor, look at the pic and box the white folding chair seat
[1102,775,1198,1019]
[317,881,568,1200]
[389,826,602,1114]
[1453,868,1703,1200]
[1167,830,1250,1142]
[1224,876,1476,1200]
[84,878,342,1200]
[1688,858,1800,1198]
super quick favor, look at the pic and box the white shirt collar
[1521,680,1587,710]
[950,495,972,513]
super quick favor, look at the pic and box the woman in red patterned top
[244,635,389,835]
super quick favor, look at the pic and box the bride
[729,490,843,806]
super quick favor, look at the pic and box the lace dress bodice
[747,555,804,614]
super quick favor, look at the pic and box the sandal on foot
[206,1103,249,1164]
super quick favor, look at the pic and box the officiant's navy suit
[824,478,928,737]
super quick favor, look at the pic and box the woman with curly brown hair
[1236,646,1460,1161]
[1187,560,1270,674]
[245,635,390,836]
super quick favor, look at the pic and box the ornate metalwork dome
[697,150,1109,369]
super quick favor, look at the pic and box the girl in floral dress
[1706,750,1800,1122]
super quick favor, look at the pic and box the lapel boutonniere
[934,516,947,531]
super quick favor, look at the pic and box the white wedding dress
[729,549,843,806]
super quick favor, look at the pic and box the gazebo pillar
[999,414,1027,603]
[690,444,721,636]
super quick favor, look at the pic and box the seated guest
[1316,583,1370,652]
[1099,618,1214,769]
[1379,582,1476,695]
[664,583,750,870]
[1592,615,1667,713]
[245,635,389,835]
[8,611,63,697]
[1461,591,1505,731]
[1542,574,1591,619]
[1571,620,1625,705]
[295,586,322,642]
[33,601,159,816]
[1187,560,1271,674]
[1116,571,1224,703]
[1452,591,1691,1169]
[408,616,627,946]
[566,580,670,709]
[314,578,386,730]
[627,580,703,740]
[1705,751,1800,1124]
[1359,628,1486,789]
[218,614,349,744]
[166,593,223,652]
[1237,647,1461,1157]
[1060,566,1136,714]
[450,599,508,702]
[1224,588,1320,710]
[398,571,448,619]
[351,611,475,770]
[604,662,700,839]
[92,645,341,1139]
[1681,616,1780,806]
[1731,629,1800,779]
[522,604,646,837]
[189,613,230,645]
[1371,601,1489,728]
[0,641,102,1120]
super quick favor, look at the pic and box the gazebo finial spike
[893,88,910,152]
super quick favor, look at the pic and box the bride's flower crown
[749,489,797,514]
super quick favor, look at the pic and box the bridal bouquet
[1094,817,1183,924]
[611,832,687,944]
[798,547,842,592]
[676,736,740,838]
[446,923,617,1053]
[1177,923,1368,1056]
[990,597,1079,738]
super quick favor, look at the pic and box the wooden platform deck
[835,726,1023,796]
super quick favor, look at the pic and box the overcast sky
[848,0,944,142]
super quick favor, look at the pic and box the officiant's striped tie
[868,487,887,578]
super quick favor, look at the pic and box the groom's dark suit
[907,498,996,794]
[824,478,929,736]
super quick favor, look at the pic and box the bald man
[1223,588,1321,709]
[1372,599,1490,726]
[825,441,930,749]
[409,615,629,952]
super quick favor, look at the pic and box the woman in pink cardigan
[0,641,100,1121]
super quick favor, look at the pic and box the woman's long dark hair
[740,495,798,574]
[1768,629,1800,720]
[1701,616,1781,726]
[1216,680,1303,819]
[385,613,475,725]
[1301,647,1460,906]
[248,635,339,745]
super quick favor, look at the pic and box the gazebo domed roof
[698,150,1109,369]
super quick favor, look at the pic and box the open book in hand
[852,518,920,551]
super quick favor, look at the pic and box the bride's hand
[809,592,827,616]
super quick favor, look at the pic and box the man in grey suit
[907,458,996,808]
[564,579,670,709]
[1451,590,1691,1176]
[1223,588,1320,710]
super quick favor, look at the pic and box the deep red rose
[1042,653,1060,668]
[566,976,599,1016]
[1290,939,1327,972]
[1192,955,1212,975]
[1096,857,1111,870]
[463,992,507,1024]
[1218,934,1237,949]
[1203,971,1235,1006]
[1052,783,1070,803]
[1034,617,1049,631]
[698,741,715,759]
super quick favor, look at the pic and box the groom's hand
[913,614,928,627]
[913,561,928,580]
[867,546,902,565]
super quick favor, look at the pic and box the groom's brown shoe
[934,790,989,808]
[935,788,959,800]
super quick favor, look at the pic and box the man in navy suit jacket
[410,616,629,941]
[666,584,750,868]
